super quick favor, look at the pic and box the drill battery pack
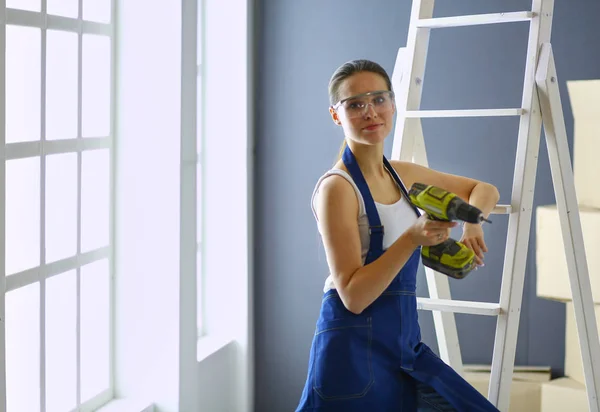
[421,239,477,280]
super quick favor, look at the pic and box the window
[196,0,204,338]
[1,1,115,411]
[180,0,204,339]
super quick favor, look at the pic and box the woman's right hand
[407,214,458,246]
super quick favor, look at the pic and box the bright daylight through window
[196,0,204,339]
[1,0,114,411]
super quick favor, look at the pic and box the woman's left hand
[460,223,488,267]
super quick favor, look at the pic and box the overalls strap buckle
[368,225,384,235]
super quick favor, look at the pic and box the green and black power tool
[408,182,492,279]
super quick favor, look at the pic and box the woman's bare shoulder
[313,164,359,221]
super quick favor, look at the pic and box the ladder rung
[492,204,512,214]
[416,11,534,29]
[417,297,501,316]
[405,109,525,118]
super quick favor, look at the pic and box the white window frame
[180,0,205,339]
[194,0,254,409]
[0,0,252,409]
[0,1,116,411]
[112,0,253,408]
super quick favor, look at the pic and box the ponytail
[335,139,347,164]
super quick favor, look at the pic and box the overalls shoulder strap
[342,146,384,264]
[342,146,423,263]
[382,156,422,218]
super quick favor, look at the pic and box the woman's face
[330,71,396,147]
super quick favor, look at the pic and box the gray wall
[254,1,600,410]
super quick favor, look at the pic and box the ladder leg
[411,124,465,375]
[424,267,464,375]
[391,29,464,374]
[535,42,600,412]
[489,1,555,410]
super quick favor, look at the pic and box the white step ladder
[390,1,600,411]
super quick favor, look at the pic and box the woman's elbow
[489,183,501,203]
[479,181,500,203]
[332,272,367,314]
[337,288,365,315]
[342,297,365,315]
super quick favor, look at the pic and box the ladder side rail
[391,0,465,374]
[489,0,554,409]
[391,0,433,162]
[536,42,600,412]
[0,2,7,411]
[412,124,464,375]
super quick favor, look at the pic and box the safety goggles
[332,90,395,119]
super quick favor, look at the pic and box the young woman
[296,59,501,412]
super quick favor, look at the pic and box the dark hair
[328,59,393,161]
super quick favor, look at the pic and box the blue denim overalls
[296,146,500,412]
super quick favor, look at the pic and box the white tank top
[311,168,420,292]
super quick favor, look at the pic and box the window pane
[196,163,202,249]
[196,73,202,154]
[45,271,77,412]
[197,3,202,66]
[197,164,202,333]
[45,154,77,263]
[5,25,41,143]
[6,283,41,412]
[47,0,78,18]
[197,248,203,335]
[6,0,40,12]
[81,259,110,401]
[6,158,40,275]
[196,67,203,335]
[83,0,111,25]
[196,74,202,241]
[46,30,78,141]
[81,149,110,252]
[82,34,111,137]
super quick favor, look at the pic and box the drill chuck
[452,199,492,224]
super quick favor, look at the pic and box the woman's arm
[314,175,456,314]
[391,160,501,265]
[390,160,500,213]
[461,183,499,265]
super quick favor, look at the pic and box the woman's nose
[363,103,378,118]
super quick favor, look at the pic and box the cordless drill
[408,182,492,279]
